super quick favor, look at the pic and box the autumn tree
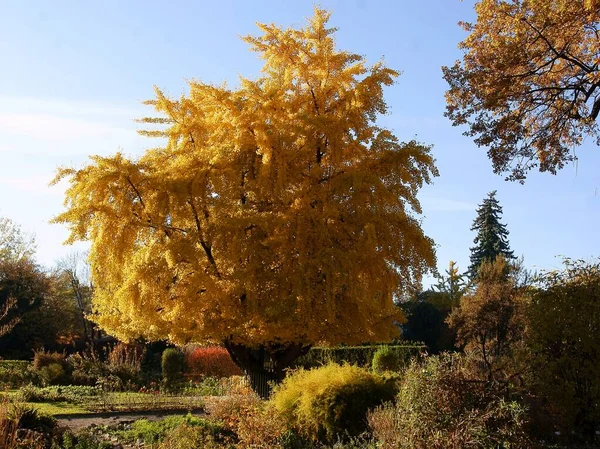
[448,257,527,384]
[0,217,40,337]
[0,216,36,262]
[444,0,600,181]
[0,270,82,358]
[468,191,514,278]
[0,257,48,339]
[52,9,438,392]
[57,251,95,344]
[528,259,600,442]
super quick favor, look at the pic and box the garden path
[56,409,205,431]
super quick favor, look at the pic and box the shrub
[184,345,242,378]
[158,423,228,449]
[207,393,262,432]
[527,259,600,444]
[368,353,532,449]
[161,348,184,391]
[116,414,231,446]
[11,404,56,434]
[67,352,106,386]
[271,363,396,444]
[106,342,145,385]
[32,350,72,385]
[371,346,400,373]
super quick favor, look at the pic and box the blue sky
[0,0,598,285]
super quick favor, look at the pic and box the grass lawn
[2,389,204,415]
[85,391,204,412]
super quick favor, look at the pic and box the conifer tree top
[468,191,514,278]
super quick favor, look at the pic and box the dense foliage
[272,363,396,443]
[527,259,600,443]
[448,258,527,383]
[51,10,438,376]
[368,353,531,449]
[444,0,600,181]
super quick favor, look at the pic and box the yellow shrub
[271,363,396,443]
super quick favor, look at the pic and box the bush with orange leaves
[184,346,242,379]
[208,394,287,449]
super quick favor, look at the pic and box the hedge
[293,344,425,369]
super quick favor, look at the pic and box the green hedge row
[294,344,426,369]
[0,360,30,369]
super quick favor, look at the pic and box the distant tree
[57,251,95,343]
[433,260,468,308]
[528,259,600,443]
[448,257,526,383]
[0,257,48,340]
[468,191,515,278]
[0,217,35,262]
[0,271,82,358]
[444,0,600,182]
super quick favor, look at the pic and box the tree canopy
[0,257,47,338]
[444,0,600,181]
[53,9,438,353]
[469,191,514,278]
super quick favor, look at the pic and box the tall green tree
[468,191,514,278]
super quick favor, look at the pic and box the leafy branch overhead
[444,0,600,181]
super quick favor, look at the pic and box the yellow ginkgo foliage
[52,9,437,381]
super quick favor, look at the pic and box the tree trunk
[224,341,311,398]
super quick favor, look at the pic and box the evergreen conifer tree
[468,191,514,278]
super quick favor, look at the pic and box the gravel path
[56,409,205,432]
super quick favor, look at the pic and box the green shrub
[158,421,235,449]
[32,351,72,385]
[371,346,400,373]
[116,414,230,446]
[67,353,106,386]
[368,353,532,449]
[162,348,184,391]
[271,363,397,444]
[38,362,71,386]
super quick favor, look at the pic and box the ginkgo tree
[53,9,438,390]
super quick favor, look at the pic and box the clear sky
[0,0,598,285]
